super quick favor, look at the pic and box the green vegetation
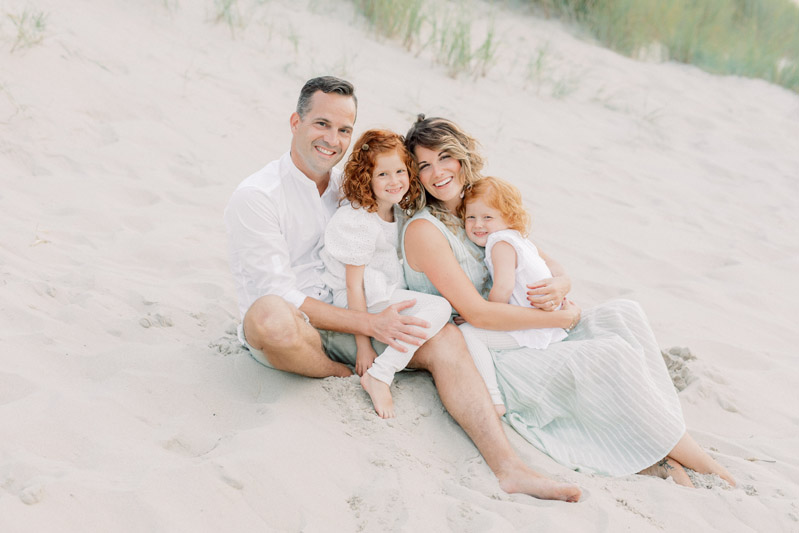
[213,0,243,35]
[350,0,497,77]
[528,0,799,92]
[351,0,424,48]
[349,0,799,92]
[7,7,48,52]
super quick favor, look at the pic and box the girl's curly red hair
[341,129,420,212]
[460,176,531,237]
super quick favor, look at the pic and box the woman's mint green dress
[402,209,686,476]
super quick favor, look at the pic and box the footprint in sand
[139,313,173,328]
[661,346,697,392]
[0,372,36,406]
[662,346,738,412]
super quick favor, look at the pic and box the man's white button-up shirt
[225,152,342,321]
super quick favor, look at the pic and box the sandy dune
[2,0,798,531]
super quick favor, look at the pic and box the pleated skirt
[493,299,686,476]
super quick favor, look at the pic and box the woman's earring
[459,187,465,199]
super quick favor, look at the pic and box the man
[224,76,581,502]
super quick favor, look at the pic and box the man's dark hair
[296,76,357,118]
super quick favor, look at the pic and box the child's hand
[355,346,379,377]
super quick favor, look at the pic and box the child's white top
[321,205,407,308]
[484,229,568,349]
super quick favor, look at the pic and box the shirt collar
[283,151,342,200]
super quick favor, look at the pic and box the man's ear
[289,112,300,133]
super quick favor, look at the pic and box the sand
[2,0,798,531]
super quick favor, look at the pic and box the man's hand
[355,345,379,376]
[369,299,429,352]
[527,276,571,311]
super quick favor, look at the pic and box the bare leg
[360,373,395,418]
[639,457,694,487]
[495,404,506,417]
[408,324,582,502]
[667,432,735,486]
[243,295,352,378]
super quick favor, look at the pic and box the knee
[423,323,472,368]
[244,295,303,349]
[609,298,641,312]
[429,296,453,326]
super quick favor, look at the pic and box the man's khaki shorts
[241,310,387,370]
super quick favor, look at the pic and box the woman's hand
[561,299,581,331]
[526,276,571,311]
[355,345,379,377]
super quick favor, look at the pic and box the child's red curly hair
[460,176,531,237]
[342,129,420,212]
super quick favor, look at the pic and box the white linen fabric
[224,151,340,324]
[364,289,451,385]
[321,205,407,308]
[402,208,686,477]
[484,229,568,349]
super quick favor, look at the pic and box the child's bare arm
[488,241,517,304]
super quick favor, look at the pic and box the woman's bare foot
[704,459,736,487]
[668,432,736,487]
[495,404,507,417]
[639,457,694,487]
[497,461,582,502]
[361,372,395,418]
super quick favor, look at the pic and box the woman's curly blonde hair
[460,176,531,237]
[341,129,420,213]
[404,114,485,230]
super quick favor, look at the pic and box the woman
[401,115,735,487]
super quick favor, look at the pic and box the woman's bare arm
[404,219,578,330]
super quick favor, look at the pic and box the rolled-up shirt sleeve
[225,186,307,316]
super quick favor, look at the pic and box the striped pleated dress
[402,209,686,476]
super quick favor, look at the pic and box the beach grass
[349,0,799,92]
[213,0,243,35]
[7,7,48,52]
[350,0,497,77]
[351,0,424,49]
[527,0,799,92]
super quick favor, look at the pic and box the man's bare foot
[495,404,506,417]
[361,372,395,418]
[497,461,582,502]
[639,457,694,487]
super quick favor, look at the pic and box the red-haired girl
[321,129,451,419]
[456,177,570,415]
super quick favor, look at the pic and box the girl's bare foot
[361,372,395,418]
[497,461,582,502]
[495,404,507,417]
[639,457,694,487]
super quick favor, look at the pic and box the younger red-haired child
[458,177,573,416]
[321,129,451,419]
